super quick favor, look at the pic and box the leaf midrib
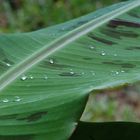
[0,0,140,92]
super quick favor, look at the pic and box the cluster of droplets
[2,96,21,103]
[69,69,75,76]
[111,70,125,76]
[20,75,34,81]
[20,74,49,81]
[19,59,56,81]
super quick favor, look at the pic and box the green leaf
[0,0,140,140]
[70,121,140,140]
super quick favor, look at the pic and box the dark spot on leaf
[121,63,136,68]
[108,19,140,28]
[59,72,80,77]
[101,28,139,39]
[103,62,116,65]
[126,46,140,50]
[103,61,136,68]
[88,33,116,45]
[83,57,93,60]
[40,59,70,70]
[17,111,48,122]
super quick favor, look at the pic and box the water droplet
[2,99,9,103]
[91,71,95,76]
[81,72,85,75]
[89,45,95,50]
[113,54,117,57]
[29,75,34,79]
[101,51,106,56]
[70,71,74,75]
[49,59,54,64]
[6,63,11,67]
[111,71,119,76]
[44,75,48,80]
[121,70,125,73]
[115,71,119,75]
[92,72,95,76]
[14,96,21,102]
[20,75,27,81]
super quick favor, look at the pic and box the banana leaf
[0,0,140,140]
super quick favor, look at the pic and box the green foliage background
[0,0,139,122]
[0,0,126,32]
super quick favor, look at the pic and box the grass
[82,86,140,122]
[0,0,125,32]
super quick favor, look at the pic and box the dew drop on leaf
[70,71,74,75]
[14,96,21,102]
[44,75,48,80]
[49,59,54,64]
[113,54,117,57]
[91,71,95,76]
[20,75,27,81]
[29,75,34,79]
[115,71,119,75]
[101,51,106,56]
[6,63,12,67]
[89,45,95,50]
[81,72,85,75]
[111,71,120,76]
[2,99,9,103]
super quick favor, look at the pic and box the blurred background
[0,0,140,122]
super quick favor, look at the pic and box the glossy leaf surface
[0,1,140,140]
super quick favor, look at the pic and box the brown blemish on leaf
[103,61,136,68]
[88,33,116,45]
[108,19,140,28]
[126,46,140,50]
[101,28,139,39]
[17,111,48,122]
[121,63,136,68]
